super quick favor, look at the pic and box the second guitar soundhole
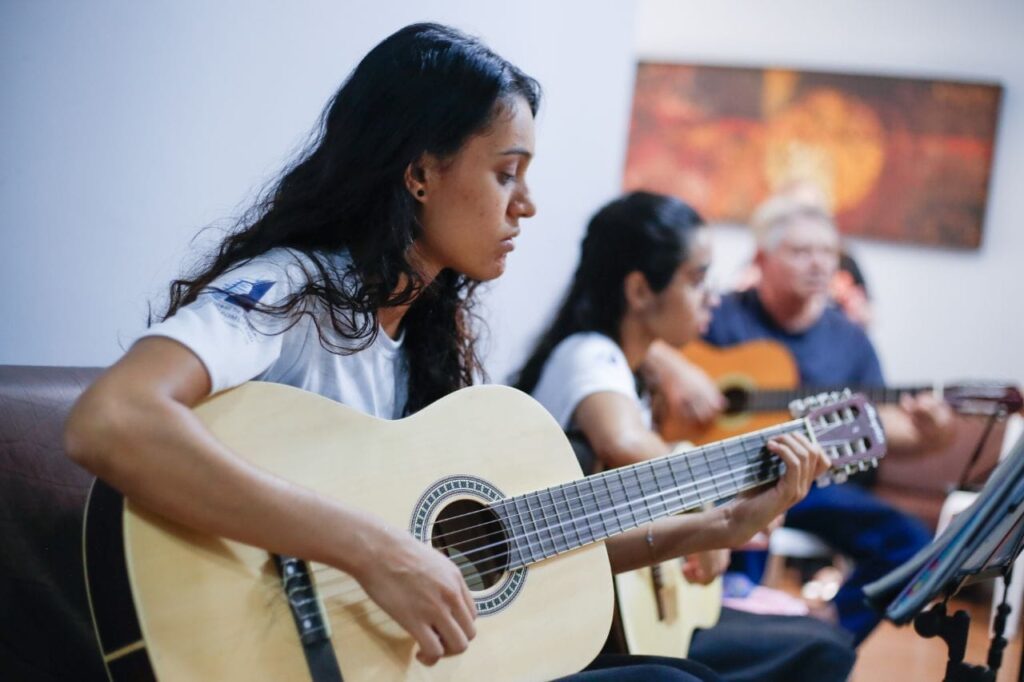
[431,499,510,591]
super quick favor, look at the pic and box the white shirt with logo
[141,248,408,419]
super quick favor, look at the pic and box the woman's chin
[472,256,508,281]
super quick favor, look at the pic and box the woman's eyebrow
[498,146,532,159]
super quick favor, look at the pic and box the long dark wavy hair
[163,23,540,414]
[514,191,704,395]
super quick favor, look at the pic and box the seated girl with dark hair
[515,191,855,681]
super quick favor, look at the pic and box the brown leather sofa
[0,365,106,681]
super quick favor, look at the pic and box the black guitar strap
[300,639,344,682]
[272,554,344,682]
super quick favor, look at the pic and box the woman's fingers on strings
[781,433,813,491]
[780,432,823,491]
[454,580,478,635]
[413,624,445,666]
[434,612,471,657]
[768,435,807,502]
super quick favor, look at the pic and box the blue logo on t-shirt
[220,279,276,311]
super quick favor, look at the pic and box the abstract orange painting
[623,63,1002,248]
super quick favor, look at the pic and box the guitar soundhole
[722,387,749,414]
[431,500,510,591]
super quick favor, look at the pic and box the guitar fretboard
[495,421,805,568]
[743,385,931,413]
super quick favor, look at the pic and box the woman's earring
[416,189,426,198]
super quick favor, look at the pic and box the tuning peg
[858,460,870,471]
[816,474,833,487]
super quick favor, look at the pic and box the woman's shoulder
[548,331,626,371]
[213,248,353,294]
[229,247,350,277]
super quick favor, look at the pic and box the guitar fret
[614,469,639,529]
[665,456,685,515]
[631,466,654,525]
[512,495,541,564]
[702,449,722,500]
[542,487,570,554]
[651,459,673,517]
[724,441,744,497]
[607,469,634,533]
[585,477,610,539]
[684,455,707,508]
[524,491,556,558]
[558,483,587,547]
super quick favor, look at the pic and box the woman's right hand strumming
[350,524,477,666]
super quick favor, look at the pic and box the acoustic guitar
[613,442,720,659]
[83,383,883,681]
[660,339,1024,446]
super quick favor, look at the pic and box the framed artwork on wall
[624,63,1002,249]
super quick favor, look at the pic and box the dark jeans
[734,481,932,645]
[688,607,856,682]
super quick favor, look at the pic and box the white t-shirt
[141,248,408,419]
[530,332,651,431]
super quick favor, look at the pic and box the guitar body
[660,340,798,445]
[614,560,721,657]
[84,383,614,682]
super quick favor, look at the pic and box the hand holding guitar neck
[646,339,726,425]
[724,433,830,547]
[899,391,956,451]
[681,549,730,586]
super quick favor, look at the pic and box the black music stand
[865,430,1024,682]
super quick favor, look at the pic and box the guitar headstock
[944,383,1024,416]
[790,391,887,486]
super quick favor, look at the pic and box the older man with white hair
[650,185,954,646]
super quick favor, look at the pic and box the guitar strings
[259,457,776,633]
[316,420,850,565]
[312,427,792,579]
[413,421,808,550]
[309,424,861,595]
[269,434,868,634]
[303,456,786,617]
[305,425,866,617]
[421,415,859,550]
[259,420,866,631]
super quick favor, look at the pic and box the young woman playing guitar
[65,25,826,681]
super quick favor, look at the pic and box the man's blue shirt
[704,289,884,387]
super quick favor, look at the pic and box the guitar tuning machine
[790,388,856,417]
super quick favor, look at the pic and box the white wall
[3,1,1022,390]
[0,0,637,383]
[636,0,1024,386]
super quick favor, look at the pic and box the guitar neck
[496,420,810,568]
[746,385,931,413]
